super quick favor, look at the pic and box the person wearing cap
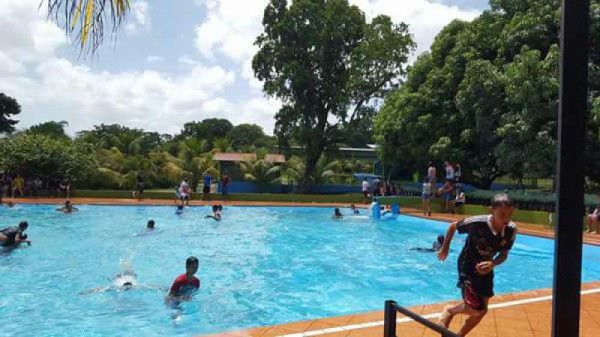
[437,193,518,336]
[0,221,31,247]
[167,256,200,302]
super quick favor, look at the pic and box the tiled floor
[7,197,600,336]
[200,282,600,337]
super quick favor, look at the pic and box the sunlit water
[1,204,599,336]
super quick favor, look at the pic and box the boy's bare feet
[439,306,455,329]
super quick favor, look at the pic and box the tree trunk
[299,154,319,193]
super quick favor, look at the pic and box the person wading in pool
[167,256,200,303]
[205,204,223,221]
[0,221,31,247]
[437,193,517,336]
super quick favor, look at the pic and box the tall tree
[253,0,414,192]
[0,93,21,134]
[179,119,234,148]
[227,124,268,151]
[27,121,70,140]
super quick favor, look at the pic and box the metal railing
[384,300,460,337]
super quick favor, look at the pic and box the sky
[0,0,487,136]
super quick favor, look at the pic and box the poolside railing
[383,300,460,337]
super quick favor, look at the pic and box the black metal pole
[384,300,397,337]
[552,1,590,337]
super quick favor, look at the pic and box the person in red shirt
[167,256,200,302]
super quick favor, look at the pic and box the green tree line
[374,0,600,190]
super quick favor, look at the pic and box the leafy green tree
[179,119,233,147]
[0,93,21,134]
[77,124,162,155]
[227,124,269,150]
[27,121,70,140]
[253,0,414,192]
[0,134,96,182]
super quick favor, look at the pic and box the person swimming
[205,205,223,221]
[332,208,343,219]
[80,264,164,294]
[175,205,184,215]
[410,234,446,253]
[0,221,31,248]
[57,200,78,213]
[350,204,360,215]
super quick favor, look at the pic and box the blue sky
[0,0,488,136]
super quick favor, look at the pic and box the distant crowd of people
[0,173,71,202]
[421,160,465,216]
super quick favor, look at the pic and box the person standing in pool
[167,256,200,302]
[437,193,517,336]
[0,221,31,247]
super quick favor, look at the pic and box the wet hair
[490,193,514,208]
[334,208,341,215]
[437,234,445,245]
[147,220,155,228]
[18,221,28,229]
[212,205,219,212]
[123,281,133,287]
[186,256,199,267]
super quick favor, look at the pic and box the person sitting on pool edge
[350,204,360,215]
[332,208,343,219]
[167,256,200,302]
[205,204,223,221]
[57,200,78,213]
[0,221,31,247]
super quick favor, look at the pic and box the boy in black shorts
[437,193,517,336]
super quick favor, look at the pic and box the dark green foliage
[253,0,414,191]
[0,93,21,134]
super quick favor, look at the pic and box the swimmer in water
[175,205,184,215]
[410,235,446,253]
[332,208,343,219]
[80,266,165,294]
[57,200,78,213]
[0,221,31,248]
[350,204,360,215]
[166,256,200,303]
[204,205,222,221]
[147,219,155,230]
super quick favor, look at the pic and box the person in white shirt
[445,161,455,181]
[362,179,370,202]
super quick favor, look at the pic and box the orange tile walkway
[201,282,600,337]
[5,197,600,337]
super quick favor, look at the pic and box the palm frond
[46,0,131,55]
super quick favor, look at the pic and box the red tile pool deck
[5,197,600,337]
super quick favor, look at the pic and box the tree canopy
[374,0,579,189]
[253,0,414,191]
[0,93,21,134]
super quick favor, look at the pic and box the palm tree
[239,156,280,191]
[45,0,131,55]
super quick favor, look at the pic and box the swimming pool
[1,204,599,336]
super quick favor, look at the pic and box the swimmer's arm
[438,222,457,261]
[15,234,31,245]
[79,286,110,295]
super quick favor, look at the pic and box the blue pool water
[1,204,600,337]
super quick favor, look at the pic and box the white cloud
[125,0,151,36]
[178,55,197,66]
[146,55,163,63]
[348,0,480,57]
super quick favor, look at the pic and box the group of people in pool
[332,204,361,219]
[3,193,518,337]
